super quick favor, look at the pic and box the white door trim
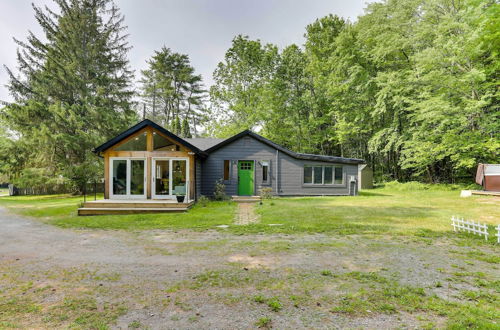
[151,157,190,200]
[109,157,147,200]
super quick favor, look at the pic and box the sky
[0,0,372,103]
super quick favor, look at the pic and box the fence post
[496,225,500,244]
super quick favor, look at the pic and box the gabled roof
[184,138,226,151]
[205,130,365,165]
[93,119,207,156]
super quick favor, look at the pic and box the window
[304,166,313,184]
[303,165,343,185]
[324,166,333,184]
[262,161,269,183]
[334,166,343,184]
[153,131,177,151]
[114,132,147,151]
[313,166,323,184]
[223,160,230,180]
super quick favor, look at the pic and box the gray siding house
[93,120,365,204]
[188,130,364,197]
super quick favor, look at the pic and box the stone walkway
[234,202,260,225]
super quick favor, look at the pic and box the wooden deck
[78,199,194,216]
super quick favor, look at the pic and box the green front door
[238,161,254,196]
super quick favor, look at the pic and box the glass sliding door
[154,160,170,197]
[152,158,189,200]
[130,160,145,196]
[172,160,187,196]
[112,159,127,195]
[110,158,146,199]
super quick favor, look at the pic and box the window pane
[313,166,323,184]
[155,160,170,195]
[153,131,177,151]
[114,132,147,151]
[130,160,145,195]
[261,161,269,182]
[112,160,127,195]
[223,160,230,180]
[334,166,343,184]
[303,166,312,184]
[324,166,333,184]
[172,160,187,195]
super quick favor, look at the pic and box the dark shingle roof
[93,119,207,156]
[93,120,365,165]
[205,130,365,165]
[183,138,226,151]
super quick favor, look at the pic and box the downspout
[275,150,279,196]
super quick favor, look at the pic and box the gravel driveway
[1,206,498,329]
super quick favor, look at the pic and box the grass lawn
[0,183,499,329]
[0,184,498,238]
[0,193,236,230]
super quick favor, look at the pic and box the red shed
[476,164,500,192]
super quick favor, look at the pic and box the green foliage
[259,187,273,199]
[255,317,272,328]
[140,46,207,136]
[210,0,499,183]
[213,179,227,201]
[1,0,136,190]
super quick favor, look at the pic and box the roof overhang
[93,119,208,157]
[205,130,365,165]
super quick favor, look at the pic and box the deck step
[83,202,192,209]
[78,207,188,216]
[231,196,262,203]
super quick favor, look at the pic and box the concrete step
[231,196,262,203]
[78,207,188,216]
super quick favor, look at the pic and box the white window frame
[109,157,147,199]
[303,164,344,186]
[261,160,270,184]
[152,157,190,200]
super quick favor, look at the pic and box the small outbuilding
[475,164,500,192]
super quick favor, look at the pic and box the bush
[259,187,273,199]
[382,180,474,191]
[198,195,210,207]
[213,179,228,201]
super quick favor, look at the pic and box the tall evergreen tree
[2,0,136,189]
[140,47,207,135]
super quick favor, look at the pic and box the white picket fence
[496,225,500,244]
[451,216,489,241]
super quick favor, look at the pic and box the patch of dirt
[0,207,498,329]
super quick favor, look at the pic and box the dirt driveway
[0,206,498,329]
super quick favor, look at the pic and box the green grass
[0,185,498,237]
[0,194,236,230]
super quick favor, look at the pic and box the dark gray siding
[200,135,359,196]
[201,136,277,196]
[195,157,202,198]
[278,152,358,196]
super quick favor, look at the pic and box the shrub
[259,187,273,199]
[213,179,227,201]
[255,317,272,328]
[198,195,210,207]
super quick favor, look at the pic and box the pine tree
[2,0,136,190]
[140,47,207,133]
[174,117,182,136]
[181,117,192,138]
